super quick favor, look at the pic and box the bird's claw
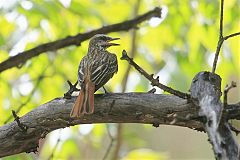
[103,86,109,94]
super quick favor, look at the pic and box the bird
[70,34,119,117]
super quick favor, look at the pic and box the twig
[47,129,62,160]
[112,124,123,160]
[212,0,240,73]
[229,123,240,136]
[212,31,240,73]
[219,0,224,39]
[102,126,115,160]
[220,81,237,124]
[0,7,162,73]
[212,0,224,73]
[148,88,156,93]
[63,80,80,99]
[224,81,237,107]
[12,110,28,132]
[103,86,109,94]
[4,66,49,124]
[224,32,240,40]
[121,50,190,99]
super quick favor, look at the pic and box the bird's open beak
[106,37,120,46]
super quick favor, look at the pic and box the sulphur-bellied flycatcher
[70,34,119,117]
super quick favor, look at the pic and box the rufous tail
[70,80,95,117]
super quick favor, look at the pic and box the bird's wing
[78,56,87,88]
[90,51,118,90]
[109,53,118,74]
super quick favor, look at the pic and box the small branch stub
[12,110,28,132]
[64,80,80,99]
[224,81,237,107]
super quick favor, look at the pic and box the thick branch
[0,7,161,73]
[0,93,239,158]
[190,71,239,159]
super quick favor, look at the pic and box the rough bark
[190,71,239,159]
[0,93,239,158]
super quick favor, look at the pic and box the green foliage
[0,0,239,159]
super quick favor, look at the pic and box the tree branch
[212,0,224,73]
[223,32,240,40]
[219,0,224,39]
[0,7,162,73]
[224,81,237,107]
[0,93,239,158]
[190,71,239,159]
[211,0,240,73]
[121,50,190,99]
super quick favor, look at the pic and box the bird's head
[89,34,120,50]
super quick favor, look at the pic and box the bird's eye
[101,37,107,41]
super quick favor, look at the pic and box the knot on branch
[152,7,162,18]
[190,71,222,126]
[190,71,222,103]
[120,50,131,61]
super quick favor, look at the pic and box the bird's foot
[103,86,109,94]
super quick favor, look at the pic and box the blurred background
[0,0,239,159]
